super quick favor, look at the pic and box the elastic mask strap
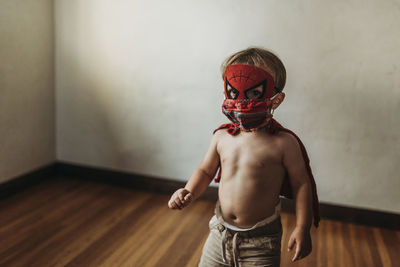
[270,93,279,101]
[269,93,280,116]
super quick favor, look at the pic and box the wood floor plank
[358,225,375,266]
[0,180,98,235]
[364,226,384,267]
[0,183,108,265]
[170,204,214,266]
[333,221,346,267]
[185,233,209,266]
[5,186,117,266]
[313,219,323,267]
[64,193,170,267]
[98,194,174,267]
[373,227,393,267]
[379,228,400,267]
[0,178,80,225]
[128,199,205,266]
[53,190,152,267]
[0,177,399,267]
[0,178,81,228]
[25,189,151,267]
[148,201,214,267]
[340,221,356,267]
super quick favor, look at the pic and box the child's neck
[239,119,273,134]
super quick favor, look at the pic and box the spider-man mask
[222,64,279,131]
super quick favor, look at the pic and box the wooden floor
[0,177,399,267]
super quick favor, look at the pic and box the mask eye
[225,81,239,99]
[245,82,265,99]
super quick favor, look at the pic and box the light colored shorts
[198,200,282,267]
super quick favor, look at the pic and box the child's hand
[287,227,312,261]
[168,188,193,210]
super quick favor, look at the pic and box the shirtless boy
[168,47,319,267]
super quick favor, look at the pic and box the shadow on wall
[58,43,172,177]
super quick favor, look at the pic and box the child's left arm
[282,133,313,262]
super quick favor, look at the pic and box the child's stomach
[217,167,285,228]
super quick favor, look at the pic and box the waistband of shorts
[214,200,282,237]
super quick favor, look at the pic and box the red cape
[213,119,320,228]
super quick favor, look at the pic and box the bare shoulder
[275,131,302,153]
[212,129,233,154]
[213,128,230,141]
[210,128,226,147]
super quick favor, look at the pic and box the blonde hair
[221,47,286,91]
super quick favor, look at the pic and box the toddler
[168,47,319,267]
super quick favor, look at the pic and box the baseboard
[0,163,56,199]
[1,161,399,230]
[54,161,218,201]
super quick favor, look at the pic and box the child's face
[223,64,277,101]
[226,82,264,100]
[221,64,280,130]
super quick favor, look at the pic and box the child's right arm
[168,132,220,210]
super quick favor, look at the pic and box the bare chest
[217,132,283,169]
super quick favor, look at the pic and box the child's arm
[168,132,220,210]
[282,133,313,261]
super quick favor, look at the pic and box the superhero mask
[222,64,280,131]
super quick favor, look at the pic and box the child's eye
[245,84,264,99]
[226,84,239,99]
[228,89,239,99]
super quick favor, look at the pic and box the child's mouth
[222,110,270,129]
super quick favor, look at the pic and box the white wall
[0,0,55,183]
[55,0,400,213]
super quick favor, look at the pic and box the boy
[168,47,319,267]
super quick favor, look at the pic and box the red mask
[222,64,279,131]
